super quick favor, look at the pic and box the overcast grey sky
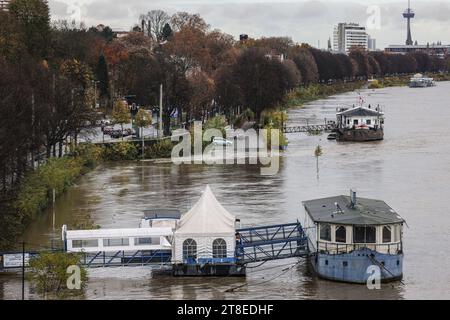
[48,0,450,49]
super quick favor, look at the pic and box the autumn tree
[9,0,51,58]
[349,49,370,79]
[282,59,302,89]
[290,45,319,85]
[112,100,131,140]
[170,12,209,32]
[188,70,215,121]
[134,109,152,158]
[232,48,290,121]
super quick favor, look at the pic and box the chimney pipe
[350,189,357,207]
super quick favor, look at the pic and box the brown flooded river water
[2,83,450,300]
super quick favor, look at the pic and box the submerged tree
[314,144,323,178]
[134,109,152,159]
[27,252,87,299]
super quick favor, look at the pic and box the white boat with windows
[409,73,435,88]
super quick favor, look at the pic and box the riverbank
[284,81,366,108]
[0,146,103,250]
[370,72,450,89]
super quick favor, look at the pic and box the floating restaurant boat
[409,73,436,88]
[335,105,384,142]
[302,190,405,283]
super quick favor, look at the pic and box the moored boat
[335,105,384,142]
[409,73,435,88]
[302,191,405,284]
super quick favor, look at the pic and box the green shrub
[102,141,138,161]
[368,79,383,89]
[145,139,173,159]
[15,157,84,221]
[28,252,88,298]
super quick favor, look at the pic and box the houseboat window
[382,226,392,243]
[353,226,376,243]
[212,238,227,258]
[347,119,350,125]
[353,119,358,125]
[72,239,98,248]
[103,238,129,247]
[183,238,197,260]
[335,226,346,243]
[366,119,372,125]
[320,224,331,241]
[134,237,152,245]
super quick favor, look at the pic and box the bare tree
[171,12,209,32]
[140,10,171,43]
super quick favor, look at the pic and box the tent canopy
[175,185,236,236]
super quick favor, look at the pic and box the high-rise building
[0,0,11,11]
[367,36,377,51]
[333,23,368,54]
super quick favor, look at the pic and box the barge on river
[335,105,384,142]
[302,191,405,283]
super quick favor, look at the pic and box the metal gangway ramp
[235,222,309,265]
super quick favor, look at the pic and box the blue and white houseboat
[302,191,405,284]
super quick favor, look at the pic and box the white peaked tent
[172,185,236,263]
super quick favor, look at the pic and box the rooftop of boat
[143,208,182,220]
[302,195,404,225]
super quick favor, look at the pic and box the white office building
[333,23,368,54]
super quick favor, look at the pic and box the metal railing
[236,222,309,264]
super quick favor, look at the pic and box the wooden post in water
[22,242,25,300]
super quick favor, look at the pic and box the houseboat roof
[302,195,404,226]
[337,107,383,117]
[143,208,181,220]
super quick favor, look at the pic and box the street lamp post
[92,80,100,109]
[142,116,146,159]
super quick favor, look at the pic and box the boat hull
[172,263,246,277]
[337,128,384,142]
[309,248,403,284]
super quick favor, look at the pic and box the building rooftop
[337,106,383,117]
[302,195,404,225]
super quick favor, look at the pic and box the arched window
[335,226,346,243]
[383,226,392,243]
[320,224,331,241]
[183,238,197,261]
[212,238,227,258]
